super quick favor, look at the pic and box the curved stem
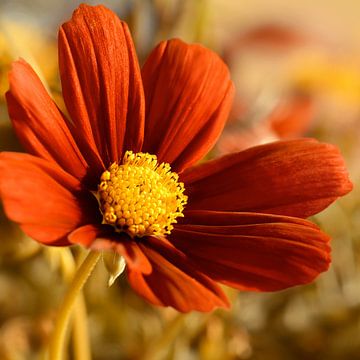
[49,250,101,360]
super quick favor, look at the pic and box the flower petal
[59,4,145,166]
[141,39,234,172]
[127,236,229,312]
[180,209,319,228]
[171,210,331,291]
[69,225,152,274]
[267,93,314,138]
[0,152,98,245]
[6,60,89,180]
[182,139,352,218]
[68,224,110,247]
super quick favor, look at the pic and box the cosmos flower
[0,4,352,312]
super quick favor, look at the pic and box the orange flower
[0,5,353,312]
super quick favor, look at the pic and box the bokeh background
[1,0,360,359]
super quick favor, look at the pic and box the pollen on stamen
[97,151,187,238]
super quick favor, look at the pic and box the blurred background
[1,0,360,359]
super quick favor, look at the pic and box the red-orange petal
[180,209,319,228]
[171,211,331,291]
[68,224,110,247]
[141,39,234,172]
[182,139,352,218]
[6,60,89,180]
[267,93,314,138]
[0,153,98,245]
[234,24,308,50]
[127,236,229,312]
[69,225,152,274]
[59,4,145,166]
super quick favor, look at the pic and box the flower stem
[72,294,92,360]
[49,250,101,360]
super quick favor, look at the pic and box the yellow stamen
[97,151,187,238]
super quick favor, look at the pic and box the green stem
[49,250,101,360]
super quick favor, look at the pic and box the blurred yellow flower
[291,56,360,105]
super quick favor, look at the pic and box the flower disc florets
[98,151,187,238]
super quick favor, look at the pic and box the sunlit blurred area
[1,1,360,359]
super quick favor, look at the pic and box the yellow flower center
[97,151,187,238]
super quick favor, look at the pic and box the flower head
[0,4,352,312]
